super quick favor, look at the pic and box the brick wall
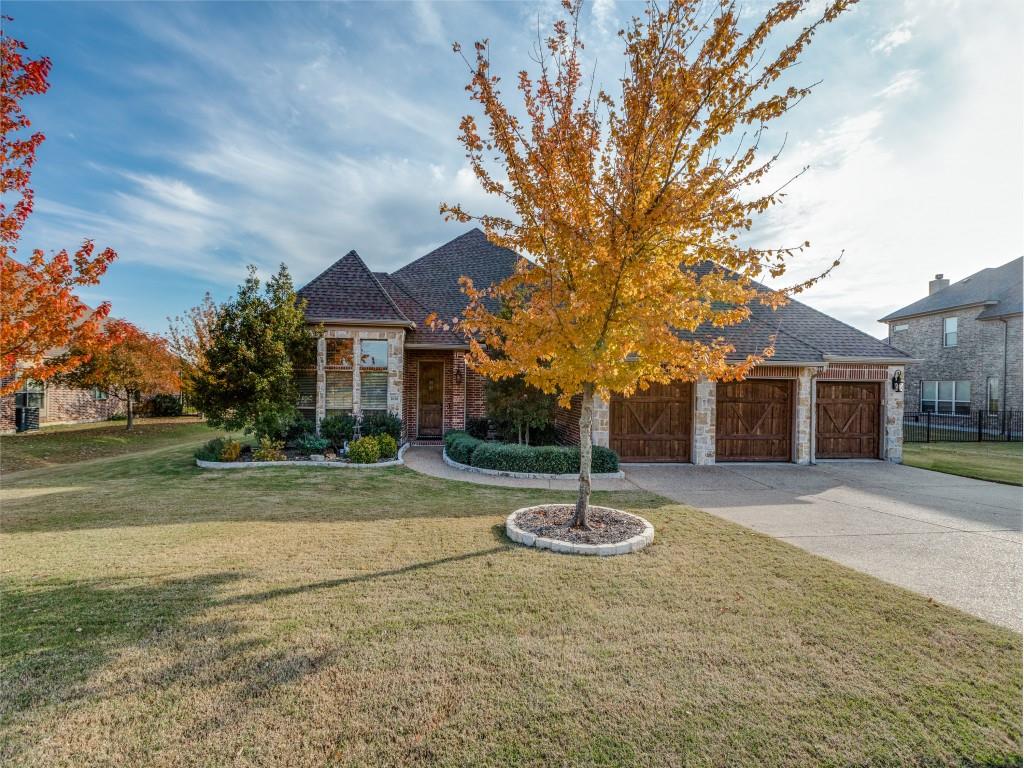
[1,381,124,433]
[552,393,582,446]
[466,369,487,421]
[889,308,1023,413]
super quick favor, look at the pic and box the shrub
[376,433,398,459]
[451,438,620,475]
[360,411,402,441]
[296,433,330,453]
[145,393,183,417]
[219,439,242,462]
[320,413,357,448]
[253,437,286,462]
[284,414,315,444]
[466,417,490,439]
[347,435,380,464]
[195,437,227,461]
[443,430,483,465]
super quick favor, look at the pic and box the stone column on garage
[691,377,716,464]
[794,367,812,464]
[591,394,610,448]
[883,365,905,462]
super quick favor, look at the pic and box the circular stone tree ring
[505,504,654,556]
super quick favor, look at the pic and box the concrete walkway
[405,446,1022,630]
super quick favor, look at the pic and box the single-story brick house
[297,229,912,464]
[0,376,123,433]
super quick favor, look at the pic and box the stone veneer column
[794,368,812,464]
[315,336,326,428]
[883,365,905,462]
[591,394,610,448]
[691,377,716,465]
[387,330,404,417]
[351,333,361,415]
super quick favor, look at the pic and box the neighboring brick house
[881,258,1023,417]
[0,377,124,433]
[298,229,912,463]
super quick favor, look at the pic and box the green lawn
[0,417,218,473]
[903,441,1023,486]
[1,437,1021,767]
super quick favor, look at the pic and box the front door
[418,362,444,439]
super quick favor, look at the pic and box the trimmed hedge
[444,431,484,465]
[443,431,619,474]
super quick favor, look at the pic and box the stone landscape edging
[505,504,655,556]
[196,443,408,469]
[442,448,626,480]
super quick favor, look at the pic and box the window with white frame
[324,338,353,417]
[921,380,971,414]
[359,339,389,414]
[942,316,958,347]
[14,381,44,409]
[92,387,108,401]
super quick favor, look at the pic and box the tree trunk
[517,422,523,444]
[571,382,595,529]
[525,423,530,446]
[126,392,134,430]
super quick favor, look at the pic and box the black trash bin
[14,406,40,432]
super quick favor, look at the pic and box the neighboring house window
[987,377,1000,414]
[891,323,908,332]
[921,380,971,415]
[92,388,108,401]
[14,381,44,409]
[943,316,958,347]
[324,338,353,417]
[359,339,388,414]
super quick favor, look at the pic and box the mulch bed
[513,504,644,545]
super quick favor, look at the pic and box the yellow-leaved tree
[441,0,851,528]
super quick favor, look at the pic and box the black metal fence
[903,410,1022,443]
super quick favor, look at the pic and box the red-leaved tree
[0,20,117,396]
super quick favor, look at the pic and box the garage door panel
[716,379,793,462]
[610,382,692,462]
[816,381,880,459]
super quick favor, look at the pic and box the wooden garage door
[610,382,692,462]
[816,381,880,459]
[716,379,793,461]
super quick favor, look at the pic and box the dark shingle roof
[390,228,521,327]
[298,251,411,324]
[881,257,1023,322]
[683,262,911,363]
[298,229,909,361]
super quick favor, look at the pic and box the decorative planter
[505,504,654,556]
[442,449,625,480]
[196,443,408,469]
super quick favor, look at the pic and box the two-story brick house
[881,257,1022,416]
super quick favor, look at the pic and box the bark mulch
[513,504,644,545]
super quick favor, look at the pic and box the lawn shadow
[0,572,243,718]
[222,546,511,607]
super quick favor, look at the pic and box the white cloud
[871,18,916,54]
[876,69,921,99]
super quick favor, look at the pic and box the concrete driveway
[625,461,1022,630]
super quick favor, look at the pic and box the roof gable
[881,257,1023,322]
[298,250,410,324]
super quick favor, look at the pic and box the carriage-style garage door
[610,382,692,463]
[815,381,881,459]
[716,379,793,461]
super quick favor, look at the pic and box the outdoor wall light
[891,370,904,392]
[454,366,464,386]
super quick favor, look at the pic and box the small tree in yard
[191,265,315,438]
[167,292,219,397]
[442,0,850,528]
[486,375,555,445]
[61,320,181,429]
[1,25,117,395]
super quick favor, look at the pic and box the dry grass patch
[1,439,1021,767]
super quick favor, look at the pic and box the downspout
[809,363,828,465]
[1001,319,1008,415]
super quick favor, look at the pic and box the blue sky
[7,0,1022,337]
